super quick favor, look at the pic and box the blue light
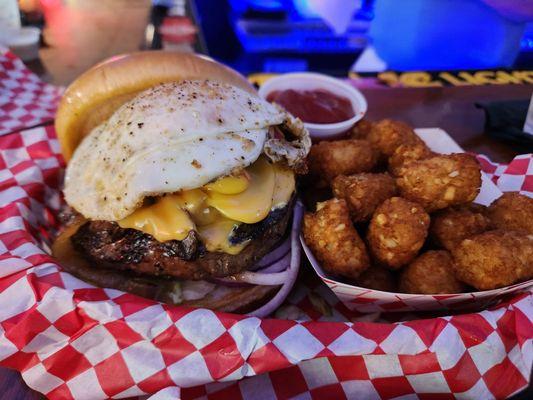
[369,0,527,70]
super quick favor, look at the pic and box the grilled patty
[70,202,293,280]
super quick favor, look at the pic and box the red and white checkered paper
[0,125,530,400]
[0,54,531,399]
[0,47,62,136]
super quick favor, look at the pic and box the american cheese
[117,158,294,254]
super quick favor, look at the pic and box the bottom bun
[51,219,279,314]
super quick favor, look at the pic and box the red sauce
[267,88,355,124]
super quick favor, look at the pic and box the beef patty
[70,201,293,280]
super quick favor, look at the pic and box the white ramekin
[258,72,367,140]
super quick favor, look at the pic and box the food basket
[0,48,531,399]
[303,127,533,313]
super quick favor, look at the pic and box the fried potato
[349,119,374,140]
[396,153,481,212]
[399,250,467,294]
[488,192,533,234]
[367,197,430,269]
[388,142,434,176]
[451,230,533,290]
[356,266,397,292]
[332,173,397,223]
[430,204,492,251]
[308,139,378,186]
[367,119,424,157]
[303,198,370,279]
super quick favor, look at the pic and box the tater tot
[367,197,430,269]
[396,153,481,212]
[451,230,533,290]
[488,192,533,234]
[367,119,424,157]
[332,173,397,223]
[388,142,434,176]
[349,119,374,140]
[430,204,492,251]
[399,250,467,294]
[303,198,370,279]
[308,139,378,186]
[356,266,397,292]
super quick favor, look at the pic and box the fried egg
[64,80,285,221]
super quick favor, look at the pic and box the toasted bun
[51,220,277,313]
[55,51,256,161]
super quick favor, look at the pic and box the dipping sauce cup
[258,72,367,140]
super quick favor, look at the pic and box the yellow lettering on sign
[439,72,469,86]
[458,72,484,85]
[513,71,533,84]
[474,71,504,85]
[399,72,442,87]
[494,71,522,84]
[378,72,400,86]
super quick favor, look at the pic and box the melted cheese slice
[117,158,295,254]
[197,219,247,255]
[206,157,275,224]
[118,195,195,242]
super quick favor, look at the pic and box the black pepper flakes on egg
[191,159,202,169]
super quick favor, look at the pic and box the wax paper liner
[0,54,531,399]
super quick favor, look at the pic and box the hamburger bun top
[55,51,257,161]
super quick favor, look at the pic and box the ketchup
[267,88,354,124]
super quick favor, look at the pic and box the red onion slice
[214,253,291,286]
[248,201,303,318]
[252,237,291,270]
[234,270,288,286]
[258,252,291,273]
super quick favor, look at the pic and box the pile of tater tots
[302,119,533,294]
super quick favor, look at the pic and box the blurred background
[1,0,532,86]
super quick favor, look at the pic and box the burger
[52,51,311,316]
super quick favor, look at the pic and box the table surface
[3,0,533,399]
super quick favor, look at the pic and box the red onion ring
[231,270,288,286]
[252,237,291,270]
[258,252,291,273]
[210,252,290,285]
[248,201,303,318]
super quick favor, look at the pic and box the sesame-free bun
[55,51,256,161]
